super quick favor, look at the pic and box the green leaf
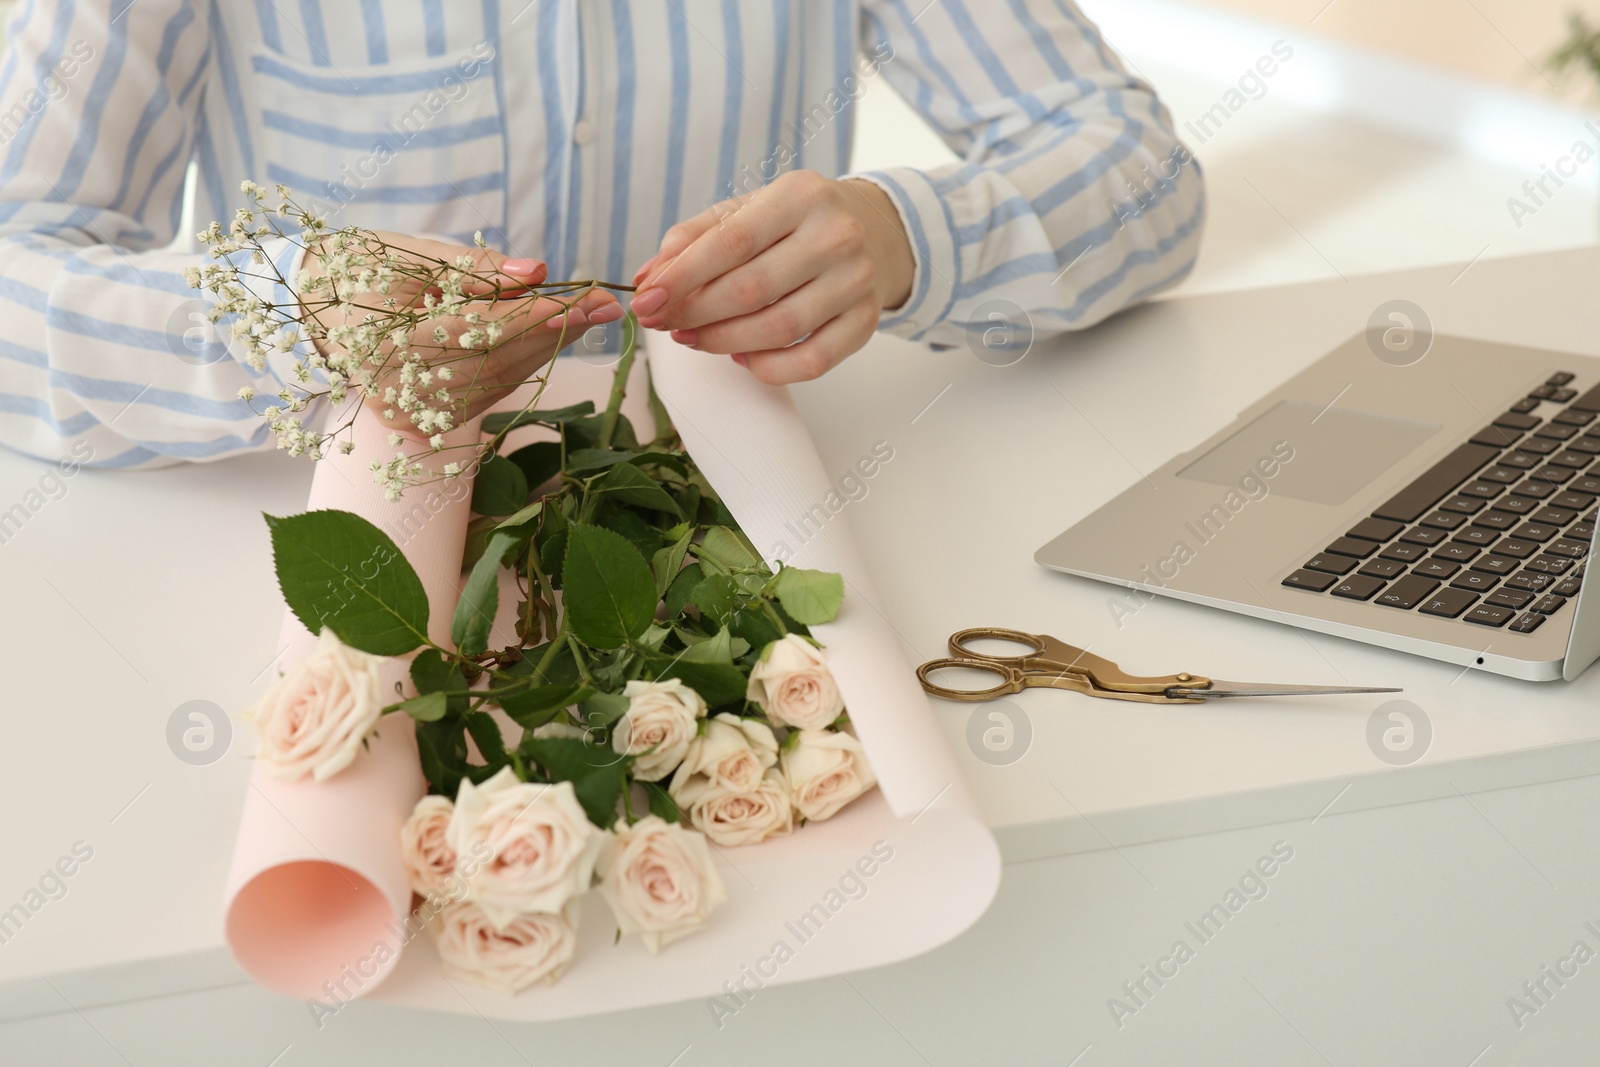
[643,781,682,823]
[597,501,668,560]
[507,441,563,490]
[495,500,543,532]
[471,454,529,517]
[507,641,582,686]
[397,692,448,723]
[522,738,628,828]
[650,655,747,707]
[728,607,782,655]
[652,527,693,599]
[562,524,657,650]
[537,503,569,587]
[461,515,498,573]
[591,462,684,517]
[482,401,596,435]
[566,449,689,477]
[679,626,735,665]
[465,711,508,765]
[497,681,591,731]
[266,510,429,657]
[697,526,761,571]
[410,649,469,715]
[451,528,523,656]
[773,567,845,625]
[691,572,736,625]
[579,690,631,729]
[416,719,470,794]
[664,563,703,618]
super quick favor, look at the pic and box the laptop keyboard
[1282,372,1594,634]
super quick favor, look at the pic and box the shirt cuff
[209,234,317,390]
[846,167,959,346]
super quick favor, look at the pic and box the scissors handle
[946,627,1200,695]
[916,657,1025,702]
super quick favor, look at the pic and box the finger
[633,193,800,321]
[671,269,863,355]
[736,303,877,385]
[648,236,824,333]
[634,202,730,285]
[540,287,622,330]
[372,233,547,299]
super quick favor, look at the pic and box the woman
[0,0,1202,467]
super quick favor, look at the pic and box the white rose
[446,767,605,928]
[667,713,778,801]
[677,769,794,848]
[597,816,728,953]
[242,628,384,781]
[431,900,578,993]
[400,795,458,898]
[745,634,843,731]
[613,678,707,782]
[781,730,878,822]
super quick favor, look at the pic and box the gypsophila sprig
[190,181,637,499]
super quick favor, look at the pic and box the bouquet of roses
[195,184,878,994]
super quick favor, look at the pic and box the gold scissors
[917,627,1400,705]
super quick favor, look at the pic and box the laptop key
[1380,542,1429,562]
[1459,481,1504,499]
[1554,574,1584,596]
[1487,589,1535,610]
[1479,465,1524,483]
[1282,569,1336,592]
[1400,525,1449,544]
[1552,387,1579,402]
[1419,511,1466,530]
[1518,437,1561,456]
[1494,411,1541,430]
[1471,511,1519,531]
[1506,572,1557,592]
[1526,555,1575,575]
[1548,372,1577,387]
[1555,407,1594,425]
[1494,538,1539,559]
[1500,452,1541,469]
[1324,536,1379,559]
[1376,575,1439,610]
[1439,495,1485,514]
[1570,477,1600,495]
[1510,481,1555,499]
[1433,543,1481,563]
[1472,426,1522,448]
[1550,450,1593,468]
[1531,507,1578,526]
[1532,594,1568,615]
[1371,443,1500,523]
[1359,558,1407,579]
[1470,555,1520,576]
[1546,539,1588,559]
[1451,571,1499,592]
[1330,575,1386,601]
[1509,524,1558,543]
[1536,423,1579,441]
[1568,436,1600,454]
[1303,553,1357,575]
[1454,527,1501,547]
[1509,612,1546,633]
[1419,588,1478,618]
[1465,604,1515,627]
[1569,523,1594,541]
[1348,517,1404,542]
[1531,465,1576,484]
[1511,397,1542,413]
[1414,559,1460,580]
[1492,496,1538,516]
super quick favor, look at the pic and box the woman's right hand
[298,231,623,432]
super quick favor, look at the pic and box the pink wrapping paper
[222,404,480,1000]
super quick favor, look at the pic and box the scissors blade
[1171,681,1403,699]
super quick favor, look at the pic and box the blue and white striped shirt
[0,0,1203,468]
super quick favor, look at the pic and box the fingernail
[670,329,699,347]
[630,287,669,317]
[503,258,542,275]
[543,308,587,329]
[588,303,624,325]
[731,354,748,366]
[636,315,666,330]
[632,255,659,284]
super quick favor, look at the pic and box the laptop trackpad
[1176,400,1441,506]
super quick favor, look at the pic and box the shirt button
[572,119,595,145]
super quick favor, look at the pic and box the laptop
[1034,333,1600,682]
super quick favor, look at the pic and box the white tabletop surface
[3,242,1600,1021]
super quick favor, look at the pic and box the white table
[4,246,1600,1064]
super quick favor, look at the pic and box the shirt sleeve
[0,0,294,469]
[850,0,1204,351]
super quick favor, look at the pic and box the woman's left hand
[628,171,914,384]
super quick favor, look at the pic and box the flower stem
[597,314,638,451]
